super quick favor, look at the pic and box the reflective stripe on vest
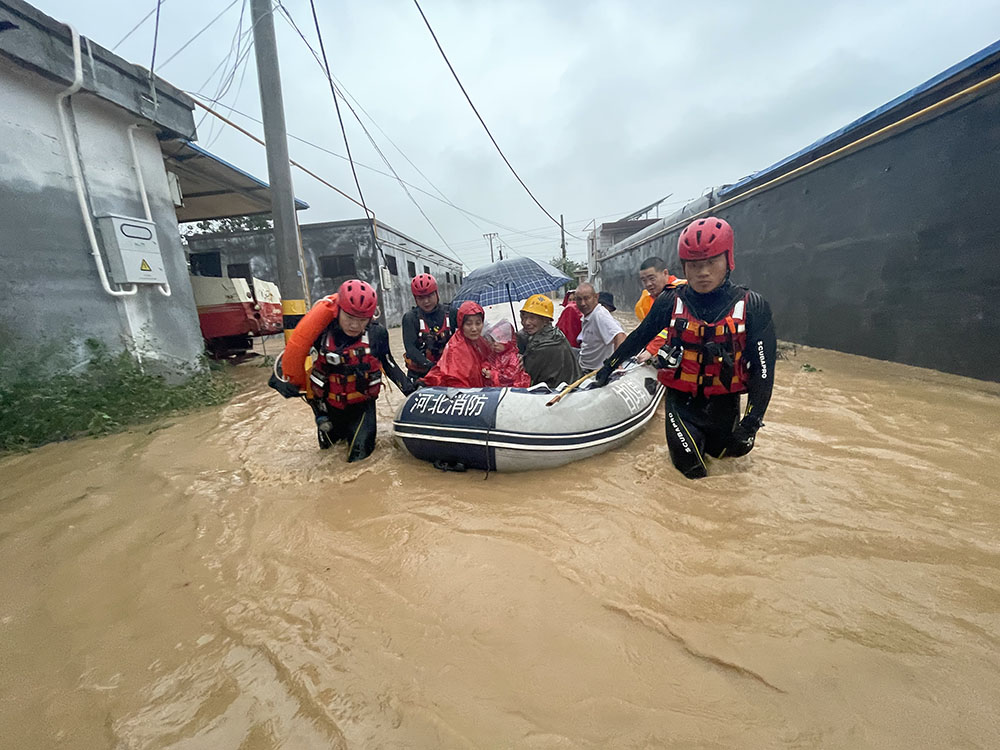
[311,331,383,408]
[405,312,453,373]
[654,293,749,397]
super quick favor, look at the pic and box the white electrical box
[96,214,167,284]
[379,265,393,290]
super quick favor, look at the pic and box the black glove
[400,378,417,396]
[593,362,615,387]
[726,415,763,457]
[268,372,303,399]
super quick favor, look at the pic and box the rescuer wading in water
[270,280,414,462]
[594,217,776,479]
[401,273,456,380]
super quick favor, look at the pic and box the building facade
[595,40,1000,383]
[186,219,464,327]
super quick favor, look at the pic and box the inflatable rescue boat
[393,361,664,472]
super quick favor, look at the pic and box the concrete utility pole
[560,213,566,261]
[250,0,307,341]
[483,232,498,263]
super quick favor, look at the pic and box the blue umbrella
[452,257,571,308]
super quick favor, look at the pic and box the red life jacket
[310,329,383,409]
[654,293,749,397]
[405,311,452,373]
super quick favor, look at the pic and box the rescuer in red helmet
[270,279,414,461]
[593,217,777,479]
[401,272,457,380]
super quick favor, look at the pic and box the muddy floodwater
[2,333,999,749]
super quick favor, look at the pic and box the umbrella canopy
[452,257,571,308]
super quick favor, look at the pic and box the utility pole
[483,232,498,263]
[250,0,307,341]
[560,213,566,261]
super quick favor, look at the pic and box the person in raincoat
[555,288,583,348]
[516,294,582,388]
[421,301,494,388]
[484,320,531,388]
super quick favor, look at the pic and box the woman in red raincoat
[422,301,494,388]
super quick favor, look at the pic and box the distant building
[186,219,464,327]
[0,0,304,380]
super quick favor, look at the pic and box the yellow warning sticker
[140,259,152,272]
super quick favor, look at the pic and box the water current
[1,328,999,749]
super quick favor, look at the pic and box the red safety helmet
[411,273,438,297]
[337,279,378,318]
[678,217,735,271]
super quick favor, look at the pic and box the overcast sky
[31,0,1000,269]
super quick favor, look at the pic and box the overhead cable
[280,3,461,263]
[158,0,242,69]
[305,0,384,264]
[411,0,566,233]
[113,1,166,51]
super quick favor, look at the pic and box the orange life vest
[404,312,452,373]
[654,293,749,397]
[634,278,686,321]
[310,329,383,409]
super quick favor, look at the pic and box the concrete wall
[0,57,205,380]
[186,221,463,327]
[595,89,1000,382]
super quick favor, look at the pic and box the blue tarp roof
[719,38,1000,198]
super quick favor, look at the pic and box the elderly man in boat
[516,294,581,388]
[594,217,777,479]
[575,282,626,372]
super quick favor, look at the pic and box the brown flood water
[2,330,999,749]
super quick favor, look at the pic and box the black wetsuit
[603,280,776,479]
[311,322,410,462]
[401,304,457,379]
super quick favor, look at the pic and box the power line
[149,0,162,74]
[113,1,166,51]
[411,0,564,232]
[158,0,243,69]
[306,0,384,266]
[280,3,461,264]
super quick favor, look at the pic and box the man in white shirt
[575,283,626,372]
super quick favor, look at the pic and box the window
[189,251,222,277]
[385,255,398,276]
[318,254,357,278]
[423,265,431,275]
[407,260,416,278]
[227,262,251,280]
[444,272,450,284]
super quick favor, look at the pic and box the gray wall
[596,88,1000,382]
[186,220,463,327]
[0,57,205,381]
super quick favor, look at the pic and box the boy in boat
[272,280,414,462]
[516,294,582,388]
[421,301,494,388]
[634,256,685,322]
[484,320,531,387]
[594,217,776,479]
[401,273,456,380]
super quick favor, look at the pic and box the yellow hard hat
[520,293,554,319]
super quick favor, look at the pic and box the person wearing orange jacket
[634,256,685,321]
[594,218,776,479]
[269,279,414,461]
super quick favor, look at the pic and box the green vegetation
[801,363,822,373]
[550,256,584,287]
[0,340,237,453]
